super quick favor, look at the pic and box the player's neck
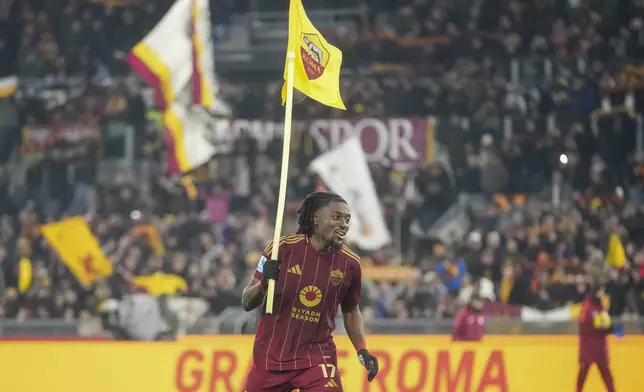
[310,235,332,252]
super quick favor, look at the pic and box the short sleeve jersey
[252,234,362,371]
[578,296,609,360]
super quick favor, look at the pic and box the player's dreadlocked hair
[296,192,346,237]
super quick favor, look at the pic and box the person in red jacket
[577,285,623,392]
[452,293,485,341]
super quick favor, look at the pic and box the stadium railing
[0,319,79,337]
[2,317,642,338]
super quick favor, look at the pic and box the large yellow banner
[0,336,642,392]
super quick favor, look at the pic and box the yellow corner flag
[281,0,346,110]
[41,217,114,286]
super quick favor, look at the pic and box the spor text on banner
[207,116,438,168]
[1,336,643,392]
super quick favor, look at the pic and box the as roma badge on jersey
[331,269,344,286]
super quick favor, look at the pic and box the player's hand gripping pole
[266,52,296,314]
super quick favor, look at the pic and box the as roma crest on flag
[331,269,344,286]
[282,0,346,109]
[300,33,330,80]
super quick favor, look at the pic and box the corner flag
[281,0,346,110]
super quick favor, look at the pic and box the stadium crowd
[0,0,644,325]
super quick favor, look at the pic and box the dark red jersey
[252,234,362,371]
[578,296,610,362]
[452,306,485,342]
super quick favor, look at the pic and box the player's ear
[313,213,319,225]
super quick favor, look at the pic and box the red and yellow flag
[41,217,113,286]
[129,224,166,255]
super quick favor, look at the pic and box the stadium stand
[0,0,643,332]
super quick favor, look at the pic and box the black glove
[262,259,281,283]
[357,348,379,382]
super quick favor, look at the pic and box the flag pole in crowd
[265,0,347,313]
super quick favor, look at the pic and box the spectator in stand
[452,293,485,342]
[435,248,468,296]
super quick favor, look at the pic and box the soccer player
[576,285,623,392]
[242,192,379,392]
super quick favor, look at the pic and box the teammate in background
[452,293,485,342]
[242,192,379,392]
[577,285,624,392]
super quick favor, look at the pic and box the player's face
[315,201,351,249]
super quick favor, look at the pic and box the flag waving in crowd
[41,217,113,286]
[606,233,626,269]
[281,0,345,109]
[132,272,188,296]
[190,0,217,109]
[128,0,225,179]
[128,224,166,255]
[129,0,193,110]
